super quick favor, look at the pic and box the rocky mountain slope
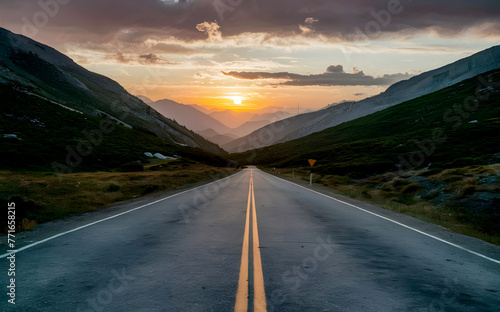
[224,45,500,152]
[0,27,223,154]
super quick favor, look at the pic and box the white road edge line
[261,170,500,265]
[0,170,244,259]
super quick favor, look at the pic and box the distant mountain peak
[136,95,154,105]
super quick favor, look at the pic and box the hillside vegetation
[234,69,500,177]
[0,85,230,172]
[224,46,500,152]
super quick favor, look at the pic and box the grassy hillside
[234,69,500,177]
[0,85,230,172]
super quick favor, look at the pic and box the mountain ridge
[232,68,500,176]
[0,27,223,154]
[223,45,500,152]
[147,98,233,135]
[141,96,295,145]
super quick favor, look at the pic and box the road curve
[2,167,499,311]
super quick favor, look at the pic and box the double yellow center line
[235,170,267,312]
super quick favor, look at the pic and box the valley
[1,2,500,310]
[142,95,296,147]
[0,30,498,244]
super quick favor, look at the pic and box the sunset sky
[1,0,499,111]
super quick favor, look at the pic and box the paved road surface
[2,167,499,311]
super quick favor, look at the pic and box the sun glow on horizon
[231,96,243,105]
[224,93,246,106]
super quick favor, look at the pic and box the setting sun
[230,96,243,105]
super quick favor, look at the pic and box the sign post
[308,159,317,186]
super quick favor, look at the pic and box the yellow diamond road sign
[308,159,317,167]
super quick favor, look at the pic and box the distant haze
[141,95,295,146]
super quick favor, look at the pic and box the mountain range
[2,25,498,163]
[139,96,294,146]
[224,45,500,152]
[140,97,233,135]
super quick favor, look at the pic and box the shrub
[391,178,410,188]
[118,163,144,172]
[418,168,443,177]
[401,183,422,194]
[106,184,120,192]
[142,185,161,195]
[361,190,372,199]
[422,188,442,200]
[455,185,477,199]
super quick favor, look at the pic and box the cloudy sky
[1,0,499,110]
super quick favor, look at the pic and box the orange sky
[2,0,499,112]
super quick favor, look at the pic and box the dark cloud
[326,65,344,73]
[111,52,124,63]
[220,71,303,80]
[222,66,413,86]
[1,0,499,48]
[138,53,173,65]
[74,40,195,56]
[152,43,195,54]
[108,52,175,65]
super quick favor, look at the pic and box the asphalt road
[2,167,499,311]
